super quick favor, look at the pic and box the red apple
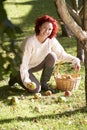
[45,90,52,96]
[65,91,72,97]
[66,75,72,79]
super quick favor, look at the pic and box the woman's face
[39,22,53,39]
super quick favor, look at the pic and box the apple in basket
[66,75,72,79]
[57,74,62,79]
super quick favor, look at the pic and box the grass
[0,0,86,130]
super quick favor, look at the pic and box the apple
[66,75,72,79]
[35,106,41,113]
[28,82,36,90]
[65,91,72,97]
[11,96,19,105]
[57,74,62,79]
[47,82,56,89]
[34,93,42,99]
[20,95,25,100]
[51,85,57,89]
[58,96,67,103]
[45,90,52,96]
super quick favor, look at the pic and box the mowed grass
[0,0,86,130]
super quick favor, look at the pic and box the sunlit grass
[0,0,86,130]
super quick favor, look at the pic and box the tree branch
[55,0,87,41]
[67,3,82,27]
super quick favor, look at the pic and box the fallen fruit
[65,91,72,97]
[35,106,41,112]
[45,90,52,96]
[58,96,67,103]
[34,93,42,99]
[11,96,19,105]
[20,95,25,100]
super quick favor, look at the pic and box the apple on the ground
[65,91,72,97]
[11,96,19,105]
[45,90,52,96]
[34,93,42,99]
[58,96,67,103]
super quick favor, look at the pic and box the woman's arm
[20,38,32,85]
[51,38,81,71]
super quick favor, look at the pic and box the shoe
[8,73,29,91]
[8,74,17,86]
[41,84,55,93]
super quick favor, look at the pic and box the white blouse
[20,34,80,86]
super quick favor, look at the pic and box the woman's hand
[26,82,31,88]
[26,82,37,90]
[74,63,81,72]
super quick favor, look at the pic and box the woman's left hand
[74,63,81,72]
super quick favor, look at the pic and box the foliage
[0,0,86,130]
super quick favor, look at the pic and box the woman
[9,15,80,93]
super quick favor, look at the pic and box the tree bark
[67,3,82,27]
[55,0,87,41]
[71,0,78,11]
[77,39,84,62]
[84,0,87,105]
[55,0,84,61]
[55,0,87,105]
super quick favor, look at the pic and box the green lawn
[0,0,86,130]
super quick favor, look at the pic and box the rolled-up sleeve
[20,38,32,85]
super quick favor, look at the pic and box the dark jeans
[21,53,56,93]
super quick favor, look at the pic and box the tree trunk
[84,0,87,105]
[55,0,87,105]
[55,0,87,41]
[84,47,87,105]
[60,22,73,37]
[54,1,73,37]
[55,0,85,61]
[71,0,78,11]
[77,39,84,62]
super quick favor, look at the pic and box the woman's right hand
[26,82,37,90]
[26,82,31,88]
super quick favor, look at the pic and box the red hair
[35,15,59,38]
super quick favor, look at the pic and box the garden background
[0,0,86,130]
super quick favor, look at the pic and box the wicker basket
[54,74,81,91]
[54,63,81,91]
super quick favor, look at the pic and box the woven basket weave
[54,74,81,91]
[54,63,81,91]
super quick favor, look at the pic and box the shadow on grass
[0,0,76,80]
[0,0,58,80]
[0,84,31,101]
[0,106,87,124]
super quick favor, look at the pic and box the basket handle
[54,62,80,77]
[54,62,61,77]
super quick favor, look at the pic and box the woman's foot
[8,74,17,86]
[41,84,55,93]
